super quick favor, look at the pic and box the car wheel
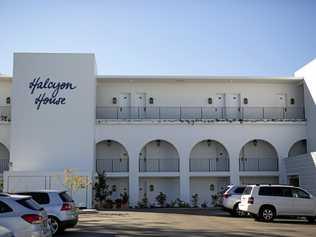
[49,216,61,235]
[259,206,275,222]
[306,216,316,223]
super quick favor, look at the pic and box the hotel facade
[0,53,315,208]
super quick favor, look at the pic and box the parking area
[62,209,316,237]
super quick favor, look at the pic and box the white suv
[222,185,246,216]
[239,185,316,222]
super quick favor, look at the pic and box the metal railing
[190,158,229,172]
[0,159,9,173]
[139,158,179,172]
[0,106,10,122]
[96,158,129,173]
[96,106,305,121]
[239,157,279,171]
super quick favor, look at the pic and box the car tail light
[22,214,43,224]
[248,197,254,204]
[223,193,231,199]
[61,202,73,211]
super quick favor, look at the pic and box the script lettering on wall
[29,77,77,110]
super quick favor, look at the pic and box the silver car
[17,191,79,235]
[0,193,52,237]
[222,185,246,216]
[0,225,13,237]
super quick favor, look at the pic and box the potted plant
[94,172,111,209]
[155,192,167,207]
[121,192,129,209]
[192,193,199,208]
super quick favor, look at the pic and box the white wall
[11,53,96,172]
[97,80,304,107]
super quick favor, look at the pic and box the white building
[0,53,315,208]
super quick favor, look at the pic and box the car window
[59,192,73,202]
[292,188,310,199]
[259,187,284,196]
[243,186,253,195]
[27,193,50,205]
[0,201,13,213]
[16,198,43,211]
[234,187,246,194]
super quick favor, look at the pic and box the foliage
[138,193,148,208]
[201,201,208,208]
[94,172,111,204]
[155,192,167,207]
[175,198,190,208]
[120,192,129,204]
[64,169,91,196]
[211,194,221,207]
[191,193,199,208]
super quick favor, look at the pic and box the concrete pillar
[128,149,139,207]
[179,148,191,203]
[228,147,240,185]
[278,149,289,185]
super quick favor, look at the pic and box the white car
[239,185,316,222]
[17,191,78,235]
[0,193,52,237]
[222,185,246,216]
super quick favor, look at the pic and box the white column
[179,148,190,203]
[228,147,240,185]
[128,149,139,207]
[278,149,289,185]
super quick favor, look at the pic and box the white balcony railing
[96,106,305,121]
[96,159,129,173]
[190,158,229,172]
[139,158,179,172]
[239,157,279,171]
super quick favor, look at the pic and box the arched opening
[288,139,307,157]
[239,139,278,172]
[96,140,129,173]
[189,140,229,172]
[0,143,9,174]
[139,140,179,172]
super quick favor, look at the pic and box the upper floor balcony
[96,106,305,121]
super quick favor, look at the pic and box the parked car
[222,185,246,216]
[0,193,52,237]
[0,226,13,237]
[239,185,316,222]
[16,191,79,235]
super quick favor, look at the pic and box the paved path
[63,209,316,237]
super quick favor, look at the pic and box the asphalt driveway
[62,209,316,237]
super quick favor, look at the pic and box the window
[16,198,43,211]
[59,192,73,202]
[0,201,13,213]
[292,188,310,199]
[259,187,292,197]
[288,175,300,187]
[243,186,253,195]
[18,192,50,205]
[234,187,246,194]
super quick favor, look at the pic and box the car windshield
[16,198,43,211]
[59,192,73,202]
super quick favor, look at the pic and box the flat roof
[0,74,303,83]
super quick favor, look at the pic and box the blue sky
[0,0,315,76]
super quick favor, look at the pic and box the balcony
[0,159,9,174]
[239,158,278,172]
[96,158,129,173]
[0,106,10,122]
[190,158,229,172]
[96,106,305,121]
[139,158,179,172]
